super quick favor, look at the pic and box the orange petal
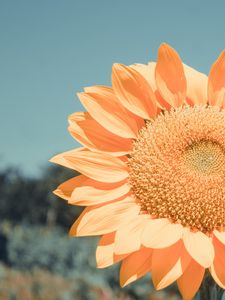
[210,266,225,289]
[131,63,167,113]
[177,259,205,300]
[50,147,85,169]
[183,229,214,268]
[130,62,157,91]
[68,112,133,156]
[210,236,225,288]
[131,62,172,110]
[54,175,130,206]
[114,215,149,254]
[69,195,140,236]
[120,248,153,287]
[155,43,187,107]
[213,230,225,245]
[142,219,183,248]
[112,64,157,119]
[53,175,85,201]
[151,241,191,290]
[78,86,144,139]
[208,49,225,107]
[71,179,130,206]
[154,258,187,290]
[51,149,128,183]
[96,233,128,268]
[183,64,208,105]
[155,90,171,110]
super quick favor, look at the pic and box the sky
[1,0,225,177]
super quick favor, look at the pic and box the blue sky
[1,0,225,176]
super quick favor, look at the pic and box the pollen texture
[128,105,225,233]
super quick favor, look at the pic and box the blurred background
[1,1,225,299]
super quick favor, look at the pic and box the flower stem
[199,273,224,300]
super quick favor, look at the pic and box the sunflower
[51,43,225,300]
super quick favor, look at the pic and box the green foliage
[0,165,82,228]
[6,225,97,277]
[0,263,114,300]
[2,224,182,300]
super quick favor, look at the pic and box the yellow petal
[69,196,140,236]
[50,147,85,169]
[96,233,128,268]
[142,220,183,248]
[114,215,149,254]
[183,228,214,268]
[71,178,130,206]
[142,219,169,247]
[54,175,130,206]
[183,63,208,105]
[51,149,128,183]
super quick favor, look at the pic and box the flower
[50,43,225,300]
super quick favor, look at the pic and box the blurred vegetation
[0,165,82,228]
[0,165,182,300]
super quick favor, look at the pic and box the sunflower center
[128,105,225,234]
[183,141,225,175]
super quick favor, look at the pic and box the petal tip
[113,62,122,68]
[53,189,60,196]
[158,42,175,54]
[49,155,58,164]
[159,42,170,48]
[69,227,77,237]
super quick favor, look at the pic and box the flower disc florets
[129,105,225,233]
